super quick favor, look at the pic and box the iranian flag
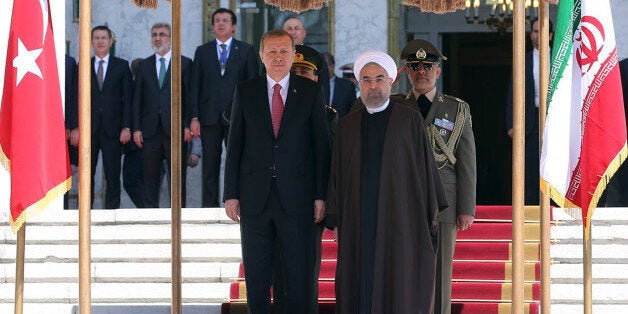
[0,0,71,232]
[540,0,626,227]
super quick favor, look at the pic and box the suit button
[273,144,278,149]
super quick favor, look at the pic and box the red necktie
[271,84,284,137]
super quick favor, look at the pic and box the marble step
[0,282,231,303]
[0,208,234,226]
[2,224,241,244]
[0,243,242,263]
[1,262,240,283]
[0,303,223,314]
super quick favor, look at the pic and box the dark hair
[212,8,237,25]
[259,30,294,53]
[530,17,554,33]
[91,25,112,38]
[322,52,335,66]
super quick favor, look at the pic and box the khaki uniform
[395,91,476,314]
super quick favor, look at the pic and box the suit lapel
[146,55,160,91]
[91,56,99,92]
[208,40,221,76]
[259,76,274,137]
[425,91,441,123]
[224,40,241,76]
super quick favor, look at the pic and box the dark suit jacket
[506,51,536,136]
[620,58,628,130]
[132,54,192,138]
[330,76,357,119]
[189,39,259,126]
[91,56,133,138]
[224,74,331,215]
[65,55,78,131]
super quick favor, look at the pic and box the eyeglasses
[360,76,389,86]
[407,62,438,71]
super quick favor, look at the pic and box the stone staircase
[1,206,628,313]
[0,208,239,313]
[550,207,628,313]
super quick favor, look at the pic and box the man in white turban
[326,50,449,314]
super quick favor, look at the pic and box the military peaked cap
[400,39,447,63]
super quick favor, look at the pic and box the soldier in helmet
[400,39,477,313]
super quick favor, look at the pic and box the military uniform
[398,39,477,314]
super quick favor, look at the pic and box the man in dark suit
[224,30,331,313]
[90,25,133,209]
[133,22,192,208]
[189,8,259,207]
[64,55,79,209]
[506,18,553,205]
[322,52,357,119]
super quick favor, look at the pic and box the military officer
[397,39,477,314]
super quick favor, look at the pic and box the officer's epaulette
[443,93,468,104]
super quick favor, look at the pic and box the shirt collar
[266,73,290,92]
[217,37,233,47]
[96,54,110,63]
[412,86,437,102]
[156,49,172,62]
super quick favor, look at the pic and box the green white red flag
[540,0,626,227]
[0,0,71,232]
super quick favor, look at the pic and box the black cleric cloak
[327,100,448,314]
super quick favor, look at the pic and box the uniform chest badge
[434,117,455,132]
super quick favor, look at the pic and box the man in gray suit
[399,39,477,314]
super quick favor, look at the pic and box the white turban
[353,50,397,81]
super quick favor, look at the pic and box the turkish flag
[0,0,71,232]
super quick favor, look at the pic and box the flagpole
[14,226,25,314]
[511,0,526,312]
[78,0,92,313]
[584,224,592,314]
[538,2,551,313]
[171,0,182,313]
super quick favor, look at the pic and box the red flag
[0,0,71,232]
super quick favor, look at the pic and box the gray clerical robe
[327,100,449,314]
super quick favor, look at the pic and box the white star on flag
[12,38,43,86]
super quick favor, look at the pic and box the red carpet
[222,205,546,313]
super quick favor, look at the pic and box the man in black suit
[224,30,331,313]
[506,18,553,205]
[64,55,79,209]
[189,8,259,207]
[133,23,192,208]
[322,52,357,119]
[90,25,133,209]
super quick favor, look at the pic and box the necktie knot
[99,59,104,65]
[273,84,281,94]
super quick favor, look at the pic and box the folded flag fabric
[540,0,626,228]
